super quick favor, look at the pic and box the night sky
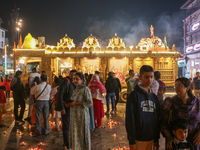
[1,0,187,52]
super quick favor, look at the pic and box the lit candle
[39,142,43,145]
[4,131,7,134]
[11,114,14,117]
[29,132,32,136]
[20,142,26,146]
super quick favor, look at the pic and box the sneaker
[105,112,110,115]
[111,111,115,115]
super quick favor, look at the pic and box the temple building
[13,26,180,101]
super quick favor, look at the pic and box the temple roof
[82,34,100,48]
[108,33,125,48]
[137,36,165,51]
[57,34,75,48]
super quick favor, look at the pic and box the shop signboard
[185,41,200,54]
[195,59,200,69]
[190,20,200,32]
[178,59,186,67]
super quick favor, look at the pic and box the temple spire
[150,25,154,38]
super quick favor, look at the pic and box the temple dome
[57,34,75,48]
[137,26,166,51]
[137,36,165,51]
[82,34,100,48]
[108,33,125,48]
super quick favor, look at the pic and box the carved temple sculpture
[13,26,180,89]
[108,33,125,48]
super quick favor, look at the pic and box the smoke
[155,12,185,52]
[84,10,184,53]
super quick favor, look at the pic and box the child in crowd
[0,85,6,127]
[126,65,160,150]
[4,75,11,100]
[171,119,195,150]
[50,78,61,131]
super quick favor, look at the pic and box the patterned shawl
[88,75,106,95]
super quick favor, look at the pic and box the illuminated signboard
[185,41,200,54]
[190,20,200,32]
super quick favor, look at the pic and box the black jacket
[125,85,160,145]
[55,78,75,111]
[105,76,117,93]
[11,77,25,97]
[114,78,121,92]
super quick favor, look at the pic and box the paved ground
[0,94,174,150]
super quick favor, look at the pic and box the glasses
[174,84,185,88]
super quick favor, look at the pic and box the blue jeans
[106,92,115,112]
[35,100,49,135]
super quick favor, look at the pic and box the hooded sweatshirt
[105,76,117,93]
[125,84,160,145]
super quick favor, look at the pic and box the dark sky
[1,0,187,52]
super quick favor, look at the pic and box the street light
[16,19,22,45]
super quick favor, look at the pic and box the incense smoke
[85,10,184,53]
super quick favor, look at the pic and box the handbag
[35,83,48,102]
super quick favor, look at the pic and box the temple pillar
[74,58,81,72]
[41,57,52,85]
[129,58,133,71]
[102,58,108,83]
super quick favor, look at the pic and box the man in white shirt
[31,74,51,136]
[25,68,41,122]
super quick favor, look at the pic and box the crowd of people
[0,65,200,149]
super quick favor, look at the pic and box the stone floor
[0,94,174,150]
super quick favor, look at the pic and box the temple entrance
[81,58,100,74]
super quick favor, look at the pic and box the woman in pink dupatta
[88,74,106,128]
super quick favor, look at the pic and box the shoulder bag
[34,83,48,103]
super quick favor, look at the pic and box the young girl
[4,75,11,100]
[0,85,6,127]
[50,78,61,131]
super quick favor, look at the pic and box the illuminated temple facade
[14,26,180,89]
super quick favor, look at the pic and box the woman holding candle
[65,72,93,150]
